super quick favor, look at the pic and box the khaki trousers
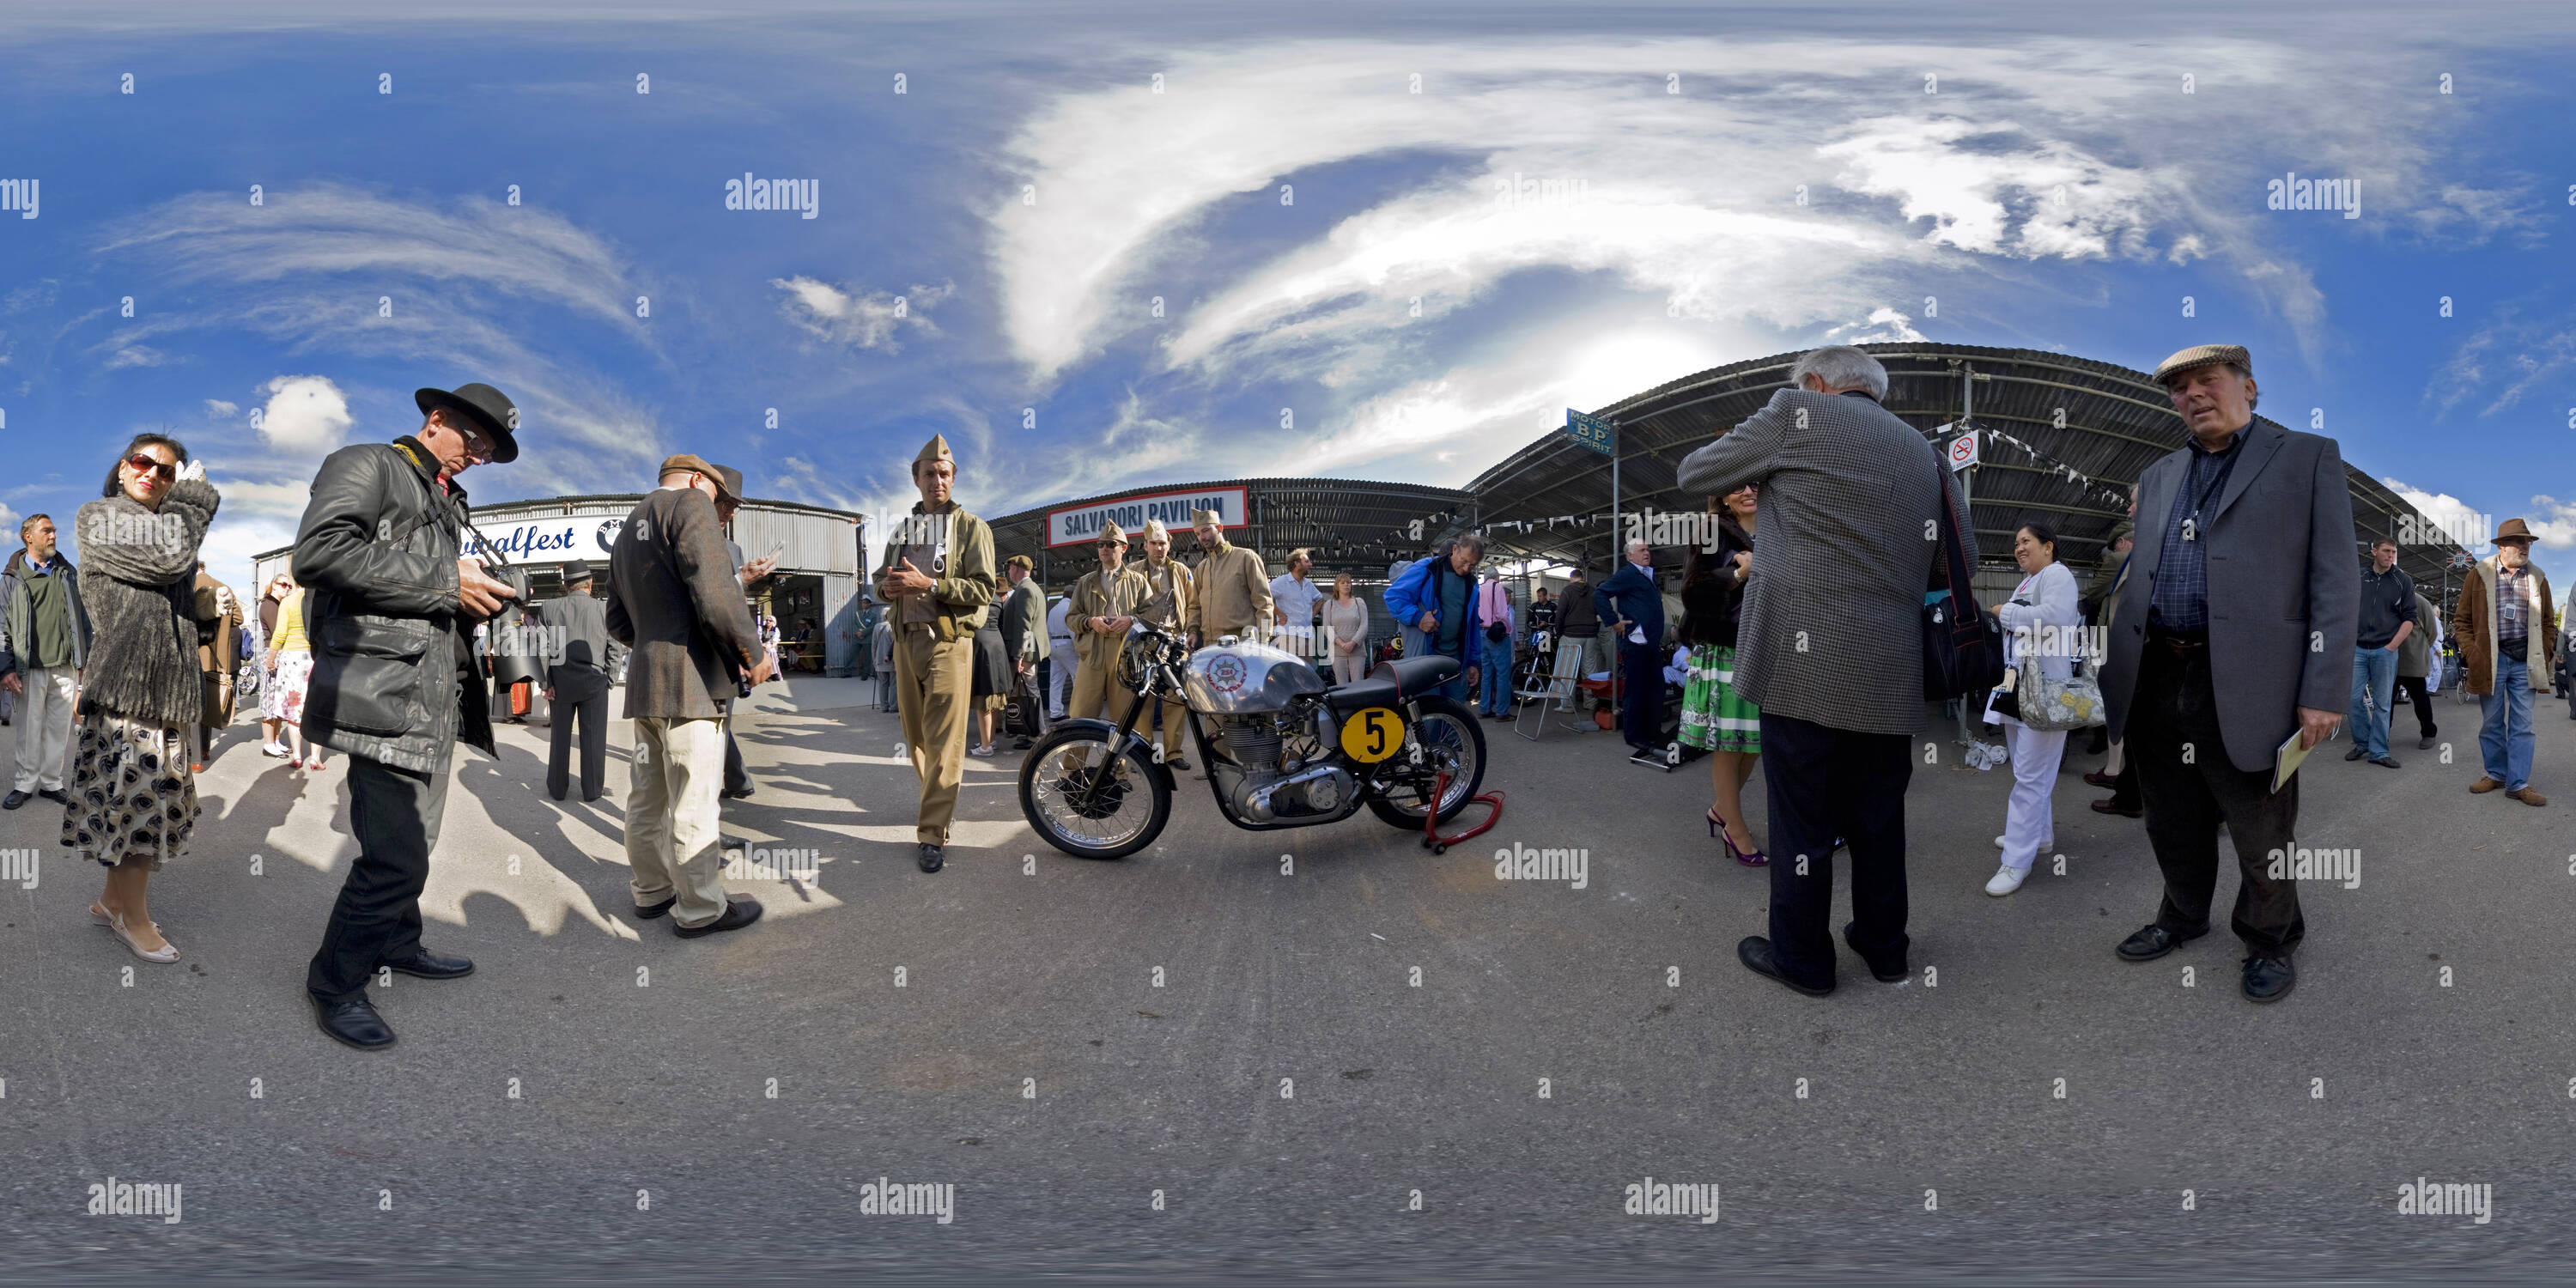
[626,716,732,928]
[896,623,975,844]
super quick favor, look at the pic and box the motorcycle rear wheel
[1366,695,1487,829]
[1020,725,1173,860]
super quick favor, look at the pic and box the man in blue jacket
[1382,532,1487,703]
[1595,537,1666,754]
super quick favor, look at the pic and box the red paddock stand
[1420,769,1504,855]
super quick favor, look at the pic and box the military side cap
[2154,343,2251,385]
[914,434,954,468]
[1094,519,1127,544]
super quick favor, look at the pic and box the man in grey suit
[539,560,616,802]
[1676,345,1968,997]
[2097,344,2357,1005]
[606,454,775,936]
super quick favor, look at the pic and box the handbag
[2011,647,2105,732]
[1921,469,2006,701]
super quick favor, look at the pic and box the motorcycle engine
[1210,711,1350,823]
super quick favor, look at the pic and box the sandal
[1706,810,1769,867]
[100,906,178,963]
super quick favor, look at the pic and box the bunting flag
[1970,425,2132,513]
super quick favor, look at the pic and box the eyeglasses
[459,426,495,461]
[125,453,176,482]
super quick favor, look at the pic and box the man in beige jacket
[876,434,997,872]
[1066,520,1150,721]
[1133,519,1195,769]
[1188,508,1272,647]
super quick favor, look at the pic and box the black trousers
[547,665,609,801]
[2391,674,2436,738]
[1619,641,1663,750]
[1759,710,1914,988]
[2126,640,2304,956]
[307,750,453,1003]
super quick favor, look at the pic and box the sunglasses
[125,453,177,482]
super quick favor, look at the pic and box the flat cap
[1004,554,1034,572]
[659,453,741,505]
[2154,343,2252,385]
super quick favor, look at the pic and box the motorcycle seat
[1329,654,1458,710]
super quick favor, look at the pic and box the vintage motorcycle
[1018,620,1488,860]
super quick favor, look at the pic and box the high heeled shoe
[1707,810,1769,867]
[100,906,178,963]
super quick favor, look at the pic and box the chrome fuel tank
[1182,637,1327,714]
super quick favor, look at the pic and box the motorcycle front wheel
[1366,695,1488,829]
[1020,726,1174,860]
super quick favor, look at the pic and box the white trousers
[1048,641,1077,719]
[11,666,78,793]
[1997,719,2067,872]
[626,716,732,928]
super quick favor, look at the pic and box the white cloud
[2521,495,2576,551]
[2380,477,2500,551]
[990,34,2452,392]
[204,398,239,417]
[254,375,353,453]
[773,277,950,352]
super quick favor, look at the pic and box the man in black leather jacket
[295,382,524,1051]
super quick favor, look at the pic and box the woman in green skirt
[1676,483,1763,866]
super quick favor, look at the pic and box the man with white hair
[1675,344,1969,998]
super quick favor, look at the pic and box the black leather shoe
[1842,921,1907,982]
[1166,756,1191,772]
[1,790,27,810]
[2241,954,2295,1003]
[385,948,474,980]
[36,787,68,805]
[313,995,396,1050]
[2115,923,2207,962]
[2091,797,2144,817]
[1737,936,1832,996]
[2419,733,2437,748]
[674,894,763,938]
[1012,738,1033,750]
[635,896,677,920]
[2370,756,2400,769]
[720,785,754,800]
[2343,746,2367,761]
[917,843,945,872]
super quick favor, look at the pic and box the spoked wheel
[1019,725,1172,860]
[1366,696,1488,829]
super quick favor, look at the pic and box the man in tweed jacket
[1675,345,1969,997]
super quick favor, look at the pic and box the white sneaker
[262,741,289,757]
[968,743,996,757]
[1984,865,2030,896]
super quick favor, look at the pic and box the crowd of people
[1,345,2561,1049]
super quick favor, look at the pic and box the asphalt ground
[3,675,2573,1284]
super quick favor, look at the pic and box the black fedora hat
[561,559,595,585]
[413,382,521,464]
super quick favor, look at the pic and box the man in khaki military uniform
[1132,519,1196,769]
[1066,520,1151,721]
[1188,507,1273,648]
[877,434,997,873]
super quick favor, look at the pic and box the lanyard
[2184,440,2241,537]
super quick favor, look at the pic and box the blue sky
[3,1,2573,592]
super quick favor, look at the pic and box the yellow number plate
[1339,707,1405,762]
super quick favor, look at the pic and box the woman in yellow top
[258,575,325,771]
